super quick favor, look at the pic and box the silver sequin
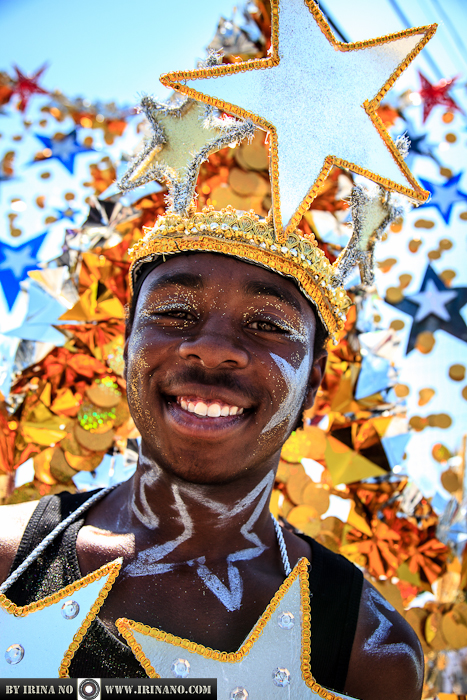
[272,667,290,687]
[171,658,190,678]
[5,644,24,665]
[61,600,80,619]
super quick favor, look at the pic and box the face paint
[131,468,161,530]
[127,483,193,575]
[125,471,275,613]
[261,351,310,434]
[363,588,423,686]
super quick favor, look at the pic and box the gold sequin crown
[129,205,351,340]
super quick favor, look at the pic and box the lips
[176,396,244,417]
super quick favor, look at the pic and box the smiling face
[125,253,325,484]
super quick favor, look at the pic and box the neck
[122,447,280,570]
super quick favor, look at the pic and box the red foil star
[418,71,462,123]
[12,64,49,112]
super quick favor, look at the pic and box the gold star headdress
[122,0,436,340]
[162,0,435,235]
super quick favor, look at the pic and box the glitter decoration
[332,184,403,287]
[5,644,24,665]
[119,55,255,217]
[162,0,435,235]
[129,206,351,340]
[61,600,80,620]
[278,612,295,629]
[116,560,343,698]
[171,658,190,678]
[230,689,248,700]
[78,402,116,432]
[272,667,290,687]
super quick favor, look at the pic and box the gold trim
[116,559,308,675]
[128,207,352,341]
[58,559,122,677]
[117,558,346,698]
[57,560,122,677]
[0,559,121,678]
[160,0,435,238]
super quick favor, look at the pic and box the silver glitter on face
[261,351,310,434]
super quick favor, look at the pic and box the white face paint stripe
[261,351,310,434]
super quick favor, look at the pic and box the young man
[0,251,423,699]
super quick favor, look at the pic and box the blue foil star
[0,232,48,310]
[386,265,467,353]
[34,129,94,174]
[399,126,438,169]
[419,172,467,224]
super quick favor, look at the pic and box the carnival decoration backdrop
[0,1,466,696]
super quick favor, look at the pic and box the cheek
[261,350,310,435]
[126,329,154,429]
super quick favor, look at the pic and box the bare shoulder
[344,579,423,700]
[0,500,39,585]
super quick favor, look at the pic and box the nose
[178,319,249,369]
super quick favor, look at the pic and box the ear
[303,348,327,411]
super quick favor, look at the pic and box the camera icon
[78,678,101,700]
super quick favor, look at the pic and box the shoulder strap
[308,538,363,692]
[8,490,98,576]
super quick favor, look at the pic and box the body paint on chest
[125,471,275,612]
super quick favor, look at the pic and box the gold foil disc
[74,423,115,452]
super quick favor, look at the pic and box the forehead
[136,253,315,317]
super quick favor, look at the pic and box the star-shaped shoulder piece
[117,558,356,699]
[0,558,121,678]
[161,0,436,238]
[118,93,254,215]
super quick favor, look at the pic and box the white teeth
[207,404,221,417]
[178,398,244,417]
[194,402,208,416]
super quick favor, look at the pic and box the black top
[7,490,363,689]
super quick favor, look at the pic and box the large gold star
[161,0,436,238]
[119,95,254,214]
[116,558,357,699]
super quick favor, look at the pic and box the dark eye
[248,320,283,332]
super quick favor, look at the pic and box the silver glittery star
[0,559,121,678]
[117,559,357,699]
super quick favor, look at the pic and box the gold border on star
[0,559,122,678]
[160,0,436,240]
[116,558,348,699]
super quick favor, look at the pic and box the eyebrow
[243,280,302,313]
[145,271,203,293]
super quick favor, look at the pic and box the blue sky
[2,0,467,107]
[0,0,238,105]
